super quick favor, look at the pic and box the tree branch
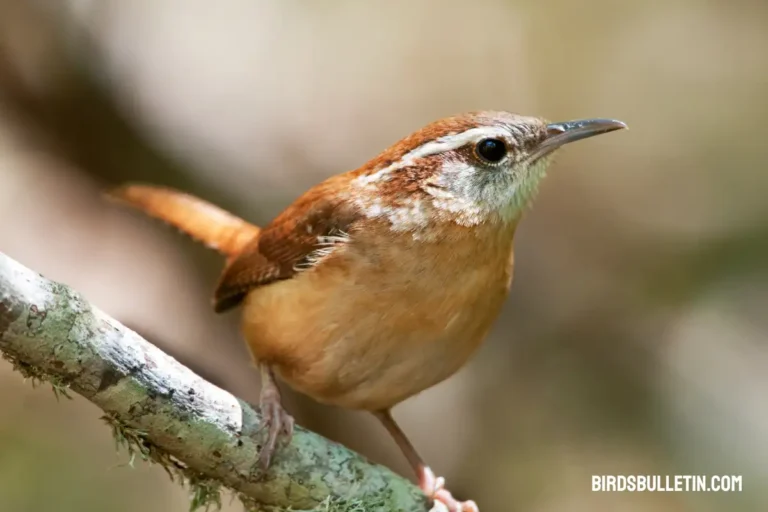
[0,251,427,512]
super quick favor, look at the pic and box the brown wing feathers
[212,181,360,312]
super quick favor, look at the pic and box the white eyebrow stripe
[404,126,511,162]
[353,125,510,187]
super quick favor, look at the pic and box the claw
[420,466,478,512]
[282,410,295,438]
[255,399,294,470]
[253,366,294,471]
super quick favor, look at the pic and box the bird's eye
[475,138,508,163]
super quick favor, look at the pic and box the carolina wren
[108,111,626,512]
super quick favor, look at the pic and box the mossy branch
[0,252,428,512]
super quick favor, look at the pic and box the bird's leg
[373,410,479,512]
[255,364,294,470]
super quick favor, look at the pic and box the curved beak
[530,118,627,161]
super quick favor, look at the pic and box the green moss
[4,356,422,512]
[101,413,224,511]
[1,352,72,400]
[102,412,152,466]
[187,474,223,512]
[5,357,224,512]
[48,377,73,400]
[236,491,391,512]
[316,495,380,512]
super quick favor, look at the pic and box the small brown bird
[108,111,625,512]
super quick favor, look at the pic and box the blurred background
[1,1,766,511]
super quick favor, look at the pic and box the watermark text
[592,475,742,492]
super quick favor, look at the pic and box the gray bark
[0,251,427,512]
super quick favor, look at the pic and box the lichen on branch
[0,252,427,512]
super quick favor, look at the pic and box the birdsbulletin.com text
[592,475,742,492]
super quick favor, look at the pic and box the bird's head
[352,111,626,229]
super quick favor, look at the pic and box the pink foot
[419,466,479,512]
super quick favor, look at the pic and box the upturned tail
[106,184,260,258]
